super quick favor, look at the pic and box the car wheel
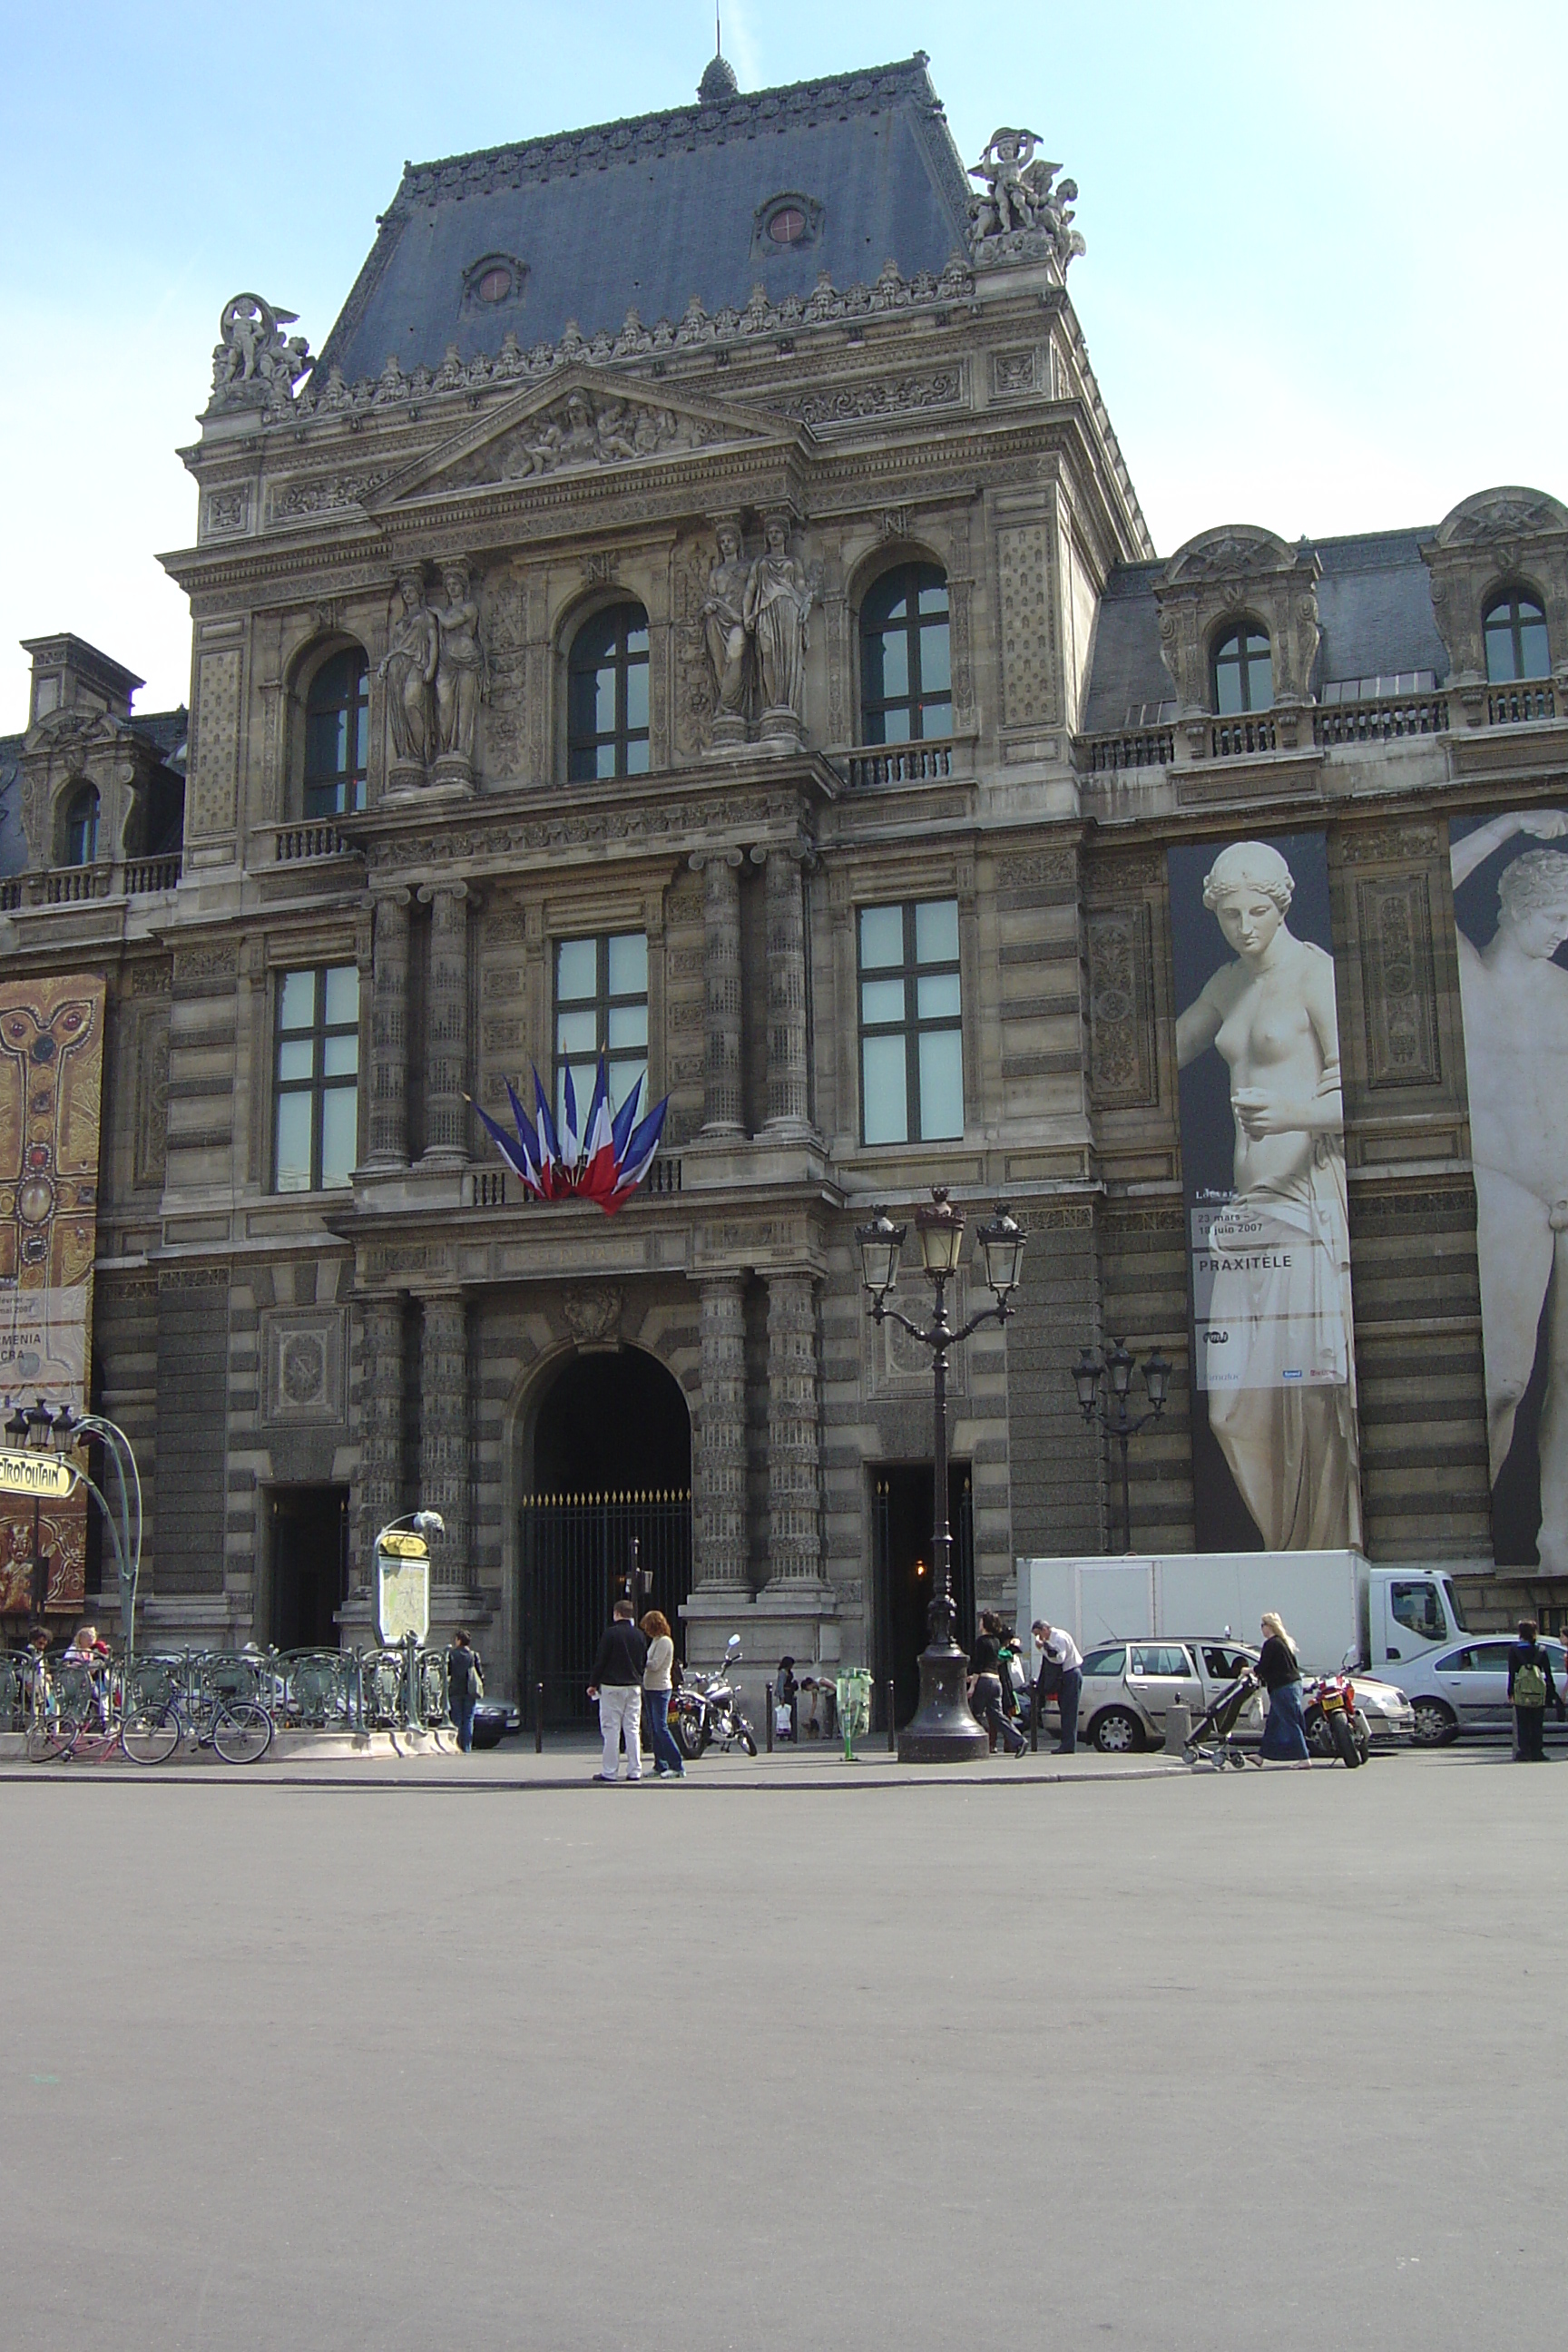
[1410,1696,1458,1747]
[1092,1707,1142,1755]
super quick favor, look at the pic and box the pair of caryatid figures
[700,519,814,746]
[380,560,487,783]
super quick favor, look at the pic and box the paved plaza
[4,1744,1561,2350]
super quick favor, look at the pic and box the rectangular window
[857,898,963,1144]
[554,931,649,1131]
[272,965,360,1192]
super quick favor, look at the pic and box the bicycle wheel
[212,1700,273,1763]
[26,1712,80,1762]
[121,1701,181,1765]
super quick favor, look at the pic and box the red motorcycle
[1303,1664,1370,1766]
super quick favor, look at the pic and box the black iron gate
[872,1465,974,1730]
[520,1488,692,1729]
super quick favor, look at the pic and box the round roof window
[768,207,808,247]
[476,266,513,303]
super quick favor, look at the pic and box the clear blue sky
[3,0,1561,720]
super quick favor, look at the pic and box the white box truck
[1016,1551,1469,1677]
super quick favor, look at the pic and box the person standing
[969,1617,1027,1756]
[640,1609,685,1779]
[1257,1612,1311,1763]
[1033,1621,1083,1755]
[446,1629,483,1754]
[1507,1618,1560,1761]
[588,1598,649,1783]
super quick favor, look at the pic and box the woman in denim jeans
[641,1609,686,1778]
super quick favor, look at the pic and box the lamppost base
[897,1641,989,1764]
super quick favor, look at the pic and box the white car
[1054,1639,1412,1754]
[1390,1637,1568,1745]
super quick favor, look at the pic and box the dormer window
[63,782,99,866]
[752,192,822,260]
[462,252,527,313]
[1211,624,1272,715]
[1484,588,1550,682]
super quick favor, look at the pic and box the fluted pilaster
[367,889,411,1168]
[756,843,810,1133]
[692,848,744,1137]
[417,880,471,1167]
[763,1272,821,1583]
[419,1290,469,1585]
[694,1275,748,1586]
[358,1294,406,1565]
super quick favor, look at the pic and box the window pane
[1520,612,1551,675]
[556,939,597,1001]
[305,706,348,779]
[319,1086,358,1189]
[1245,652,1273,709]
[555,1008,598,1056]
[278,1039,314,1083]
[609,1057,647,1115]
[593,662,617,736]
[322,1033,358,1079]
[917,574,949,617]
[323,965,359,1026]
[915,899,959,964]
[559,1063,598,1128]
[860,976,906,1028]
[279,970,317,1031]
[625,738,650,776]
[1485,614,1515,682]
[625,619,649,657]
[918,621,951,697]
[880,704,912,743]
[606,1003,647,1050]
[917,1028,964,1140]
[607,934,647,996]
[861,1034,908,1145]
[878,631,910,702]
[859,905,905,968]
[916,971,961,1021]
[274,1093,313,1192]
[625,661,649,735]
[917,697,953,740]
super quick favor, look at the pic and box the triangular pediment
[369,368,797,507]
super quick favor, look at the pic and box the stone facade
[7,54,1568,1684]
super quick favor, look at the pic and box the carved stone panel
[262,1306,348,1425]
[1357,875,1441,1089]
[188,648,242,838]
[997,523,1059,730]
[133,1006,170,1191]
[1087,906,1157,1107]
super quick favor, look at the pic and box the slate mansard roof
[1081,528,1453,730]
[316,54,974,385]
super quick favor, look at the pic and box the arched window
[859,564,951,743]
[567,603,650,779]
[63,783,99,866]
[1485,588,1550,683]
[303,649,369,818]
[1211,623,1273,715]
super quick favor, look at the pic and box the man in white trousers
[588,1597,649,1782]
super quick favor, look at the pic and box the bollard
[886,1679,896,1753]
[765,1681,774,1754]
[1164,1702,1191,1756]
[535,1682,544,1754]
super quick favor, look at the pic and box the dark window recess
[1485,589,1550,683]
[64,783,99,866]
[567,603,650,780]
[1211,625,1273,715]
[860,564,952,744]
[303,650,368,818]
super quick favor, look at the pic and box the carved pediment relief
[1162,524,1305,585]
[370,369,792,507]
[1431,485,1568,549]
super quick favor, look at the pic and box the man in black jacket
[588,1598,649,1782]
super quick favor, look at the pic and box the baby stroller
[1183,1665,1260,1770]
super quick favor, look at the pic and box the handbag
[469,1662,484,1700]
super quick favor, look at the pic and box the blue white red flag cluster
[471,1060,669,1213]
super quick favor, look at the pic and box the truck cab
[1369,1571,1468,1669]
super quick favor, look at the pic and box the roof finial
[699,13,739,102]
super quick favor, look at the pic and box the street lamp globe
[5,1401,29,1446]
[854,1206,906,1301]
[1105,1340,1134,1401]
[976,1201,1025,1301]
[1072,1348,1102,1418]
[1142,1348,1171,1413]
[915,1186,965,1279]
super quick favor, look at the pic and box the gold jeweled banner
[0,975,105,1616]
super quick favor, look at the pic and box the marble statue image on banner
[1170,836,1362,1553]
[1450,809,1568,1569]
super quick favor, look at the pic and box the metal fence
[1,1646,454,1736]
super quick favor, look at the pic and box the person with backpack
[446,1629,484,1753]
[1507,1619,1561,1761]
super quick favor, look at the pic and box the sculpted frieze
[369,789,808,871]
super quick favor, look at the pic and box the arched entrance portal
[521,1348,692,1729]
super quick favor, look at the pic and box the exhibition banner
[1169,833,1363,1552]
[1450,809,1568,1569]
[0,975,105,1617]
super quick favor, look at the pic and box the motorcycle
[669,1634,758,1759]
[1304,1658,1371,1766]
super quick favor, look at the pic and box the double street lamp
[1071,1340,1171,1555]
[5,1399,143,1675]
[856,1190,1025,1763]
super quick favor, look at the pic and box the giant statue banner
[1169,834,1362,1553]
[1450,810,1568,1569]
[0,975,105,1617]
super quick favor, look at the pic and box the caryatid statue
[429,560,488,772]
[378,571,439,769]
[744,516,813,730]
[701,523,752,729]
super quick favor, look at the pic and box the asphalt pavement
[3,1743,1561,2350]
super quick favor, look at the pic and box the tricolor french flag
[470,1057,669,1215]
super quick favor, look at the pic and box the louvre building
[5,47,1568,1712]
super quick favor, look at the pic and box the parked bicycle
[120,1681,274,1765]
